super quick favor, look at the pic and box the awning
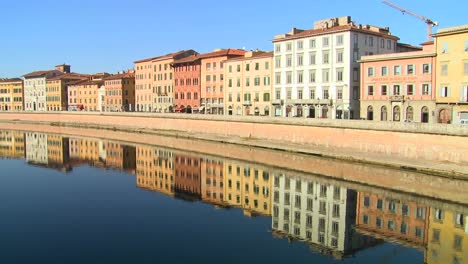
[199,106,205,111]
[175,107,183,112]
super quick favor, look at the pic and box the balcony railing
[389,95,405,102]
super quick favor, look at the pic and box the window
[286,55,292,67]
[332,221,339,235]
[400,222,408,234]
[337,87,343,99]
[442,42,448,53]
[322,37,329,47]
[309,39,316,48]
[464,62,468,75]
[275,44,281,53]
[363,214,369,224]
[407,84,414,95]
[263,92,270,102]
[387,39,392,49]
[336,35,343,45]
[381,85,387,96]
[309,52,316,65]
[297,88,303,99]
[337,50,343,63]
[465,40,468,51]
[246,78,250,87]
[368,67,374,77]
[286,72,292,84]
[423,63,431,74]
[415,227,424,238]
[380,39,385,48]
[297,71,303,83]
[286,42,292,51]
[394,65,401,75]
[416,207,426,220]
[388,200,396,213]
[440,86,449,97]
[237,65,241,72]
[401,204,409,216]
[255,63,259,70]
[441,64,448,76]
[206,63,211,70]
[387,220,395,231]
[322,69,329,82]
[407,64,415,75]
[381,66,388,76]
[368,85,374,96]
[319,201,326,214]
[432,229,440,242]
[333,204,340,217]
[323,51,329,64]
[376,217,383,228]
[310,88,315,99]
[245,64,250,71]
[454,213,465,226]
[377,199,383,210]
[454,235,463,251]
[265,61,269,70]
[297,40,303,50]
[322,88,329,99]
[336,68,343,82]
[353,68,359,81]
[422,84,431,95]
[228,65,232,73]
[275,89,281,100]
[275,73,281,85]
[393,85,401,95]
[297,54,303,66]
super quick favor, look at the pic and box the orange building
[0,78,24,111]
[0,130,25,158]
[200,49,245,114]
[172,54,202,113]
[68,73,109,111]
[103,72,136,112]
[136,145,175,196]
[105,141,136,173]
[46,73,89,111]
[200,157,226,206]
[355,192,430,249]
[134,50,196,112]
[174,153,201,201]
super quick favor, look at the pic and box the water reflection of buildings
[136,145,175,196]
[174,153,201,201]
[426,208,468,264]
[201,157,226,207]
[25,132,48,165]
[272,173,376,259]
[105,142,136,173]
[0,130,25,158]
[355,192,430,249]
[223,160,272,217]
[47,134,71,172]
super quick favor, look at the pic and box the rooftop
[225,51,273,63]
[22,70,64,79]
[359,49,435,63]
[199,48,246,59]
[172,54,202,65]
[134,50,194,64]
[273,16,399,43]
[435,24,468,36]
[0,78,23,83]
[103,72,135,80]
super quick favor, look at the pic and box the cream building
[433,25,468,124]
[271,172,374,258]
[25,132,48,165]
[224,51,273,116]
[272,16,399,119]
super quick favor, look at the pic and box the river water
[0,129,466,263]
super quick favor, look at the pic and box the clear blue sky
[1,0,466,78]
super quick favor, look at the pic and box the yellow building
[136,145,175,196]
[0,130,25,158]
[46,74,89,111]
[426,207,468,264]
[0,78,24,111]
[223,160,272,216]
[434,25,468,124]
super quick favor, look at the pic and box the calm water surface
[0,130,466,263]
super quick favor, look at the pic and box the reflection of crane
[382,0,438,41]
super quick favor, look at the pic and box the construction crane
[382,0,438,41]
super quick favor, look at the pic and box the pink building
[200,49,245,115]
[172,54,202,113]
[360,42,436,123]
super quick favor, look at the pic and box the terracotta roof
[199,48,246,59]
[272,24,399,43]
[68,80,102,86]
[47,73,90,81]
[134,50,194,63]
[23,70,64,79]
[224,51,273,63]
[172,54,202,65]
[0,78,23,83]
[434,24,468,36]
[103,72,135,80]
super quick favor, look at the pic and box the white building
[271,172,375,258]
[98,85,106,112]
[23,69,64,111]
[25,132,48,165]
[272,16,399,119]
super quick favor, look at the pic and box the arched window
[367,105,374,120]
[381,106,388,121]
[393,106,401,122]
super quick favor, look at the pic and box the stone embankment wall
[0,112,467,176]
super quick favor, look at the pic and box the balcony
[389,95,405,102]
[243,100,252,106]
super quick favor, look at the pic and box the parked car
[461,119,468,125]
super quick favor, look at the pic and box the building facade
[433,25,468,124]
[136,146,175,196]
[134,50,196,112]
[174,153,201,201]
[224,51,273,116]
[272,16,399,119]
[0,78,23,111]
[46,73,89,111]
[25,132,48,165]
[200,49,246,115]
[67,73,108,111]
[355,192,430,249]
[23,70,64,111]
[0,130,25,158]
[172,54,202,113]
[359,42,436,123]
[103,72,135,112]
[200,157,226,206]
